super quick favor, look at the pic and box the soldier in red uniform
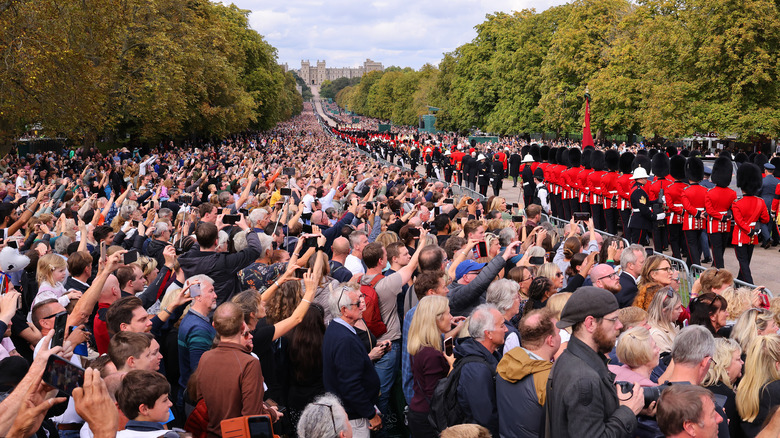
[705,156,737,269]
[451,147,466,185]
[588,150,607,230]
[554,148,568,218]
[577,148,594,214]
[617,152,635,236]
[602,149,620,235]
[666,155,688,260]
[648,152,672,253]
[563,148,582,220]
[733,163,770,283]
[681,157,707,267]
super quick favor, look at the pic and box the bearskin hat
[540,145,550,162]
[666,145,678,158]
[633,154,651,173]
[549,147,558,165]
[582,148,593,170]
[590,150,605,172]
[711,156,733,188]
[737,163,762,196]
[651,152,670,179]
[605,149,620,172]
[568,148,581,168]
[619,152,635,175]
[556,147,568,167]
[670,155,687,181]
[530,144,541,162]
[685,157,704,182]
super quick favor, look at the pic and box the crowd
[0,101,780,438]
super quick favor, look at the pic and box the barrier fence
[654,252,693,306]
[691,264,773,298]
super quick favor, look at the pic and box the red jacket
[646,178,672,202]
[563,167,582,199]
[577,169,593,203]
[682,183,707,230]
[732,195,770,245]
[665,181,688,225]
[705,187,737,233]
[601,171,620,209]
[588,170,606,204]
[617,174,633,210]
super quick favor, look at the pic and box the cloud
[224,0,568,70]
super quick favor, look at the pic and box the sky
[227,0,569,71]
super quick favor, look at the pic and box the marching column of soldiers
[328,123,775,285]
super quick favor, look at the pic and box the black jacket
[545,335,637,438]
[509,154,522,177]
[616,272,639,308]
[455,337,500,436]
[628,183,653,231]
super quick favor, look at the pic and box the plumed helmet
[651,152,670,179]
[590,150,606,172]
[670,155,687,180]
[568,148,582,168]
[711,156,733,188]
[737,163,762,196]
[619,152,635,174]
[685,157,704,182]
[582,148,593,170]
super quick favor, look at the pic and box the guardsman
[477,154,491,196]
[627,167,653,244]
[617,151,634,235]
[563,148,582,220]
[681,157,707,267]
[554,148,568,218]
[443,150,453,183]
[759,161,779,248]
[666,155,688,260]
[705,156,736,269]
[521,153,535,206]
[491,153,504,197]
[648,152,671,253]
[451,146,465,185]
[733,163,770,283]
[509,147,522,187]
[576,148,594,214]
[602,149,621,235]
[587,150,607,230]
[544,147,557,216]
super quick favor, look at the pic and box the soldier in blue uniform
[627,167,654,245]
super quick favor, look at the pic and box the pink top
[608,364,657,387]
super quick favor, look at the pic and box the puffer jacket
[454,337,500,436]
[496,347,553,438]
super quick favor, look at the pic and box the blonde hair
[720,286,752,320]
[546,292,572,321]
[616,326,655,369]
[133,256,158,279]
[407,295,450,356]
[537,263,559,285]
[702,338,741,389]
[647,287,680,336]
[374,231,400,248]
[737,334,780,422]
[618,307,648,331]
[36,253,67,286]
[730,308,777,353]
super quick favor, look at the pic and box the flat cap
[556,286,619,329]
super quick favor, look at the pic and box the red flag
[582,96,594,147]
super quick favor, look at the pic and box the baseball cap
[556,286,619,329]
[455,260,486,281]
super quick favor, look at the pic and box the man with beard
[545,286,644,438]
[589,264,622,295]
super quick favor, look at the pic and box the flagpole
[582,87,594,147]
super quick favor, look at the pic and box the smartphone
[477,241,488,258]
[365,202,374,210]
[43,354,85,397]
[247,415,274,438]
[180,195,192,204]
[444,198,455,204]
[529,256,545,265]
[282,167,296,177]
[433,206,441,216]
[189,284,201,297]
[512,203,519,209]
[573,212,591,221]
[123,250,138,265]
[512,215,524,222]
[223,214,240,225]
[408,228,421,238]
[280,187,292,197]
[7,240,17,249]
[302,224,313,234]
[384,341,392,352]
[0,277,21,310]
[295,268,308,278]
[444,337,454,356]
[216,208,224,215]
[645,247,655,257]
[379,203,386,210]
[51,311,68,348]
[131,220,139,227]
[100,242,107,263]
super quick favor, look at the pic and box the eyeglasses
[312,403,337,435]
[241,330,252,338]
[555,272,564,277]
[596,272,618,282]
[652,267,674,273]
[602,316,620,324]
[345,294,366,308]
[520,276,533,283]
[40,313,60,320]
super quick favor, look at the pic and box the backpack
[360,274,387,338]
[428,355,495,432]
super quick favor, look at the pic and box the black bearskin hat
[771,157,780,178]
[530,144,541,162]
[549,147,558,165]
[605,149,620,172]
[633,154,651,173]
[753,153,768,169]
[582,148,593,170]
[568,148,582,168]
[734,152,748,165]
[540,145,550,162]
[651,152,670,179]
[670,155,687,181]
[619,152,635,174]
[737,163,762,196]
[711,156,733,188]
[590,150,605,172]
[556,147,567,167]
[685,157,704,182]
[666,145,678,158]
[521,145,531,157]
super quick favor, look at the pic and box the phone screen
[43,355,85,397]
[444,337,454,356]
[512,215,523,222]
[51,312,68,348]
[477,241,488,258]
[573,212,591,221]
[189,284,201,297]
[645,247,654,257]
[247,416,273,438]
[280,188,292,197]
[100,242,107,263]
[223,214,240,225]
[123,250,138,265]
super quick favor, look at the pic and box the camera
[616,381,666,408]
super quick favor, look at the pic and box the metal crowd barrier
[654,252,693,306]
[691,264,774,298]
[424,177,486,201]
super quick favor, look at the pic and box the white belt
[632,208,640,212]
[673,204,683,207]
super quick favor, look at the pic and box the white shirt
[302,193,315,213]
[344,254,365,275]
[15,176,29,196]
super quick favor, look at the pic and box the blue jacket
[177,310,216,393]
[322,320,380,420]
[454,337,500,436]
[448,254,507,317]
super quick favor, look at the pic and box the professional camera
[616,381,668,408]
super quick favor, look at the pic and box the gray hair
[152,222,169,237]
[217,230,229,248]
[348,230,368,249]
[329,282,359,318]
[486,279,519,314]
[620,244,644,271]
[257,232,274,256]
[157,208,173,220]
[297,393,350,438]
[671,325,716,366]
[498,227,517,247]
[217,191,232,207]
[248,208,268,227]
[186,274,214,287]
[54,235,72,255]
[468,304,499,340]
[233,230,249,252]
[119,202,137,221]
